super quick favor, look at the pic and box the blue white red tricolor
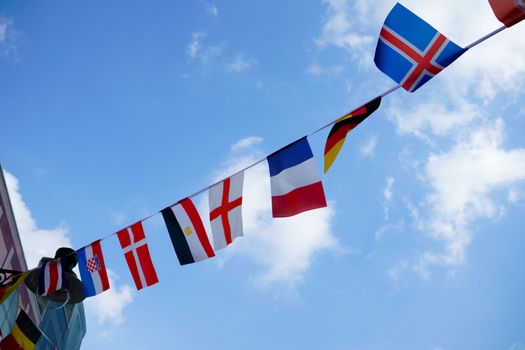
[38,258,67,296]
[267,137,327,218]
[374,3,466,92]
[76,240,110,297]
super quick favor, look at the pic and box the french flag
[38,258,67,296]
[267,137,327,218]
[76,240,110,297]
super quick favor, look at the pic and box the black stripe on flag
[161,207,195,265]
[16,309,41,345]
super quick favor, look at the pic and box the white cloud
[316,0,375,60]
[4,170,72,268]
[230,136,264,152]
[384,177,394,202]
[509,343,525,350]
[360,135,377,157]
[383,176,395,219]
[186,31,223,64]
[205,3,218,17]
[209,139,339,288]
[507,189,521,204]
[84,269,133,325]
[226,54,258,73]
[0,16,19,60]
[418,120,525,271]
[186,32,205,58]
[111,211,127,226]
[375,220,404,240]
[306,63,345,76]
[387,261,408,283]
[0,19,7,43]
[388,98,479,142]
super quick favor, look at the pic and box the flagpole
[465,25,506,50]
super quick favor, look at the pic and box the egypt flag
[0,310,41,350]
[209,172,244,251]
[161,198,215,265]
[324,97,382,173]
[38,258,67,296]
[489,0,525,27]
[76,241,110,297]
[0,272,29,305]
[267,137,327,218]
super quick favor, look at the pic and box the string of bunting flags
[0,1,523,327]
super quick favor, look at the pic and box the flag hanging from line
[488,0,525,27]
[76,241,110,297]
[161,198,215,265]
[374,3,466,92]
[0,309,41,350]
[267,137,327,218]
[38,258,67,296]
[0,272,29,306]
[209,172,244,251]
[117,222,159,291]
[324,97,382,173]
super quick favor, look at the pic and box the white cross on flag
[117,222,159,291]
[209,172,244,250]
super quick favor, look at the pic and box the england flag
[209,172,244,251]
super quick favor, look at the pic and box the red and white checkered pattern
[86,256,100,273]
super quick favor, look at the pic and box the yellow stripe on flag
[335,112,354,124]
[11,323,37,350]
[324,138,346,173]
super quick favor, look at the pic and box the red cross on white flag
[117,222,159,290]
[209,172,244,250]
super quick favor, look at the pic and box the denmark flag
[117,222,159,291]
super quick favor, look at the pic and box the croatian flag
[38,258,67,296]
[374,3,466,92]
[267,137,327,218]
[76,240,110,297]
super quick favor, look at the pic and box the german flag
[323,97,382,173]
[0,272,29,306]
[0,309,41,350]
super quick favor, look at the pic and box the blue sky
[1,1,525,349]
